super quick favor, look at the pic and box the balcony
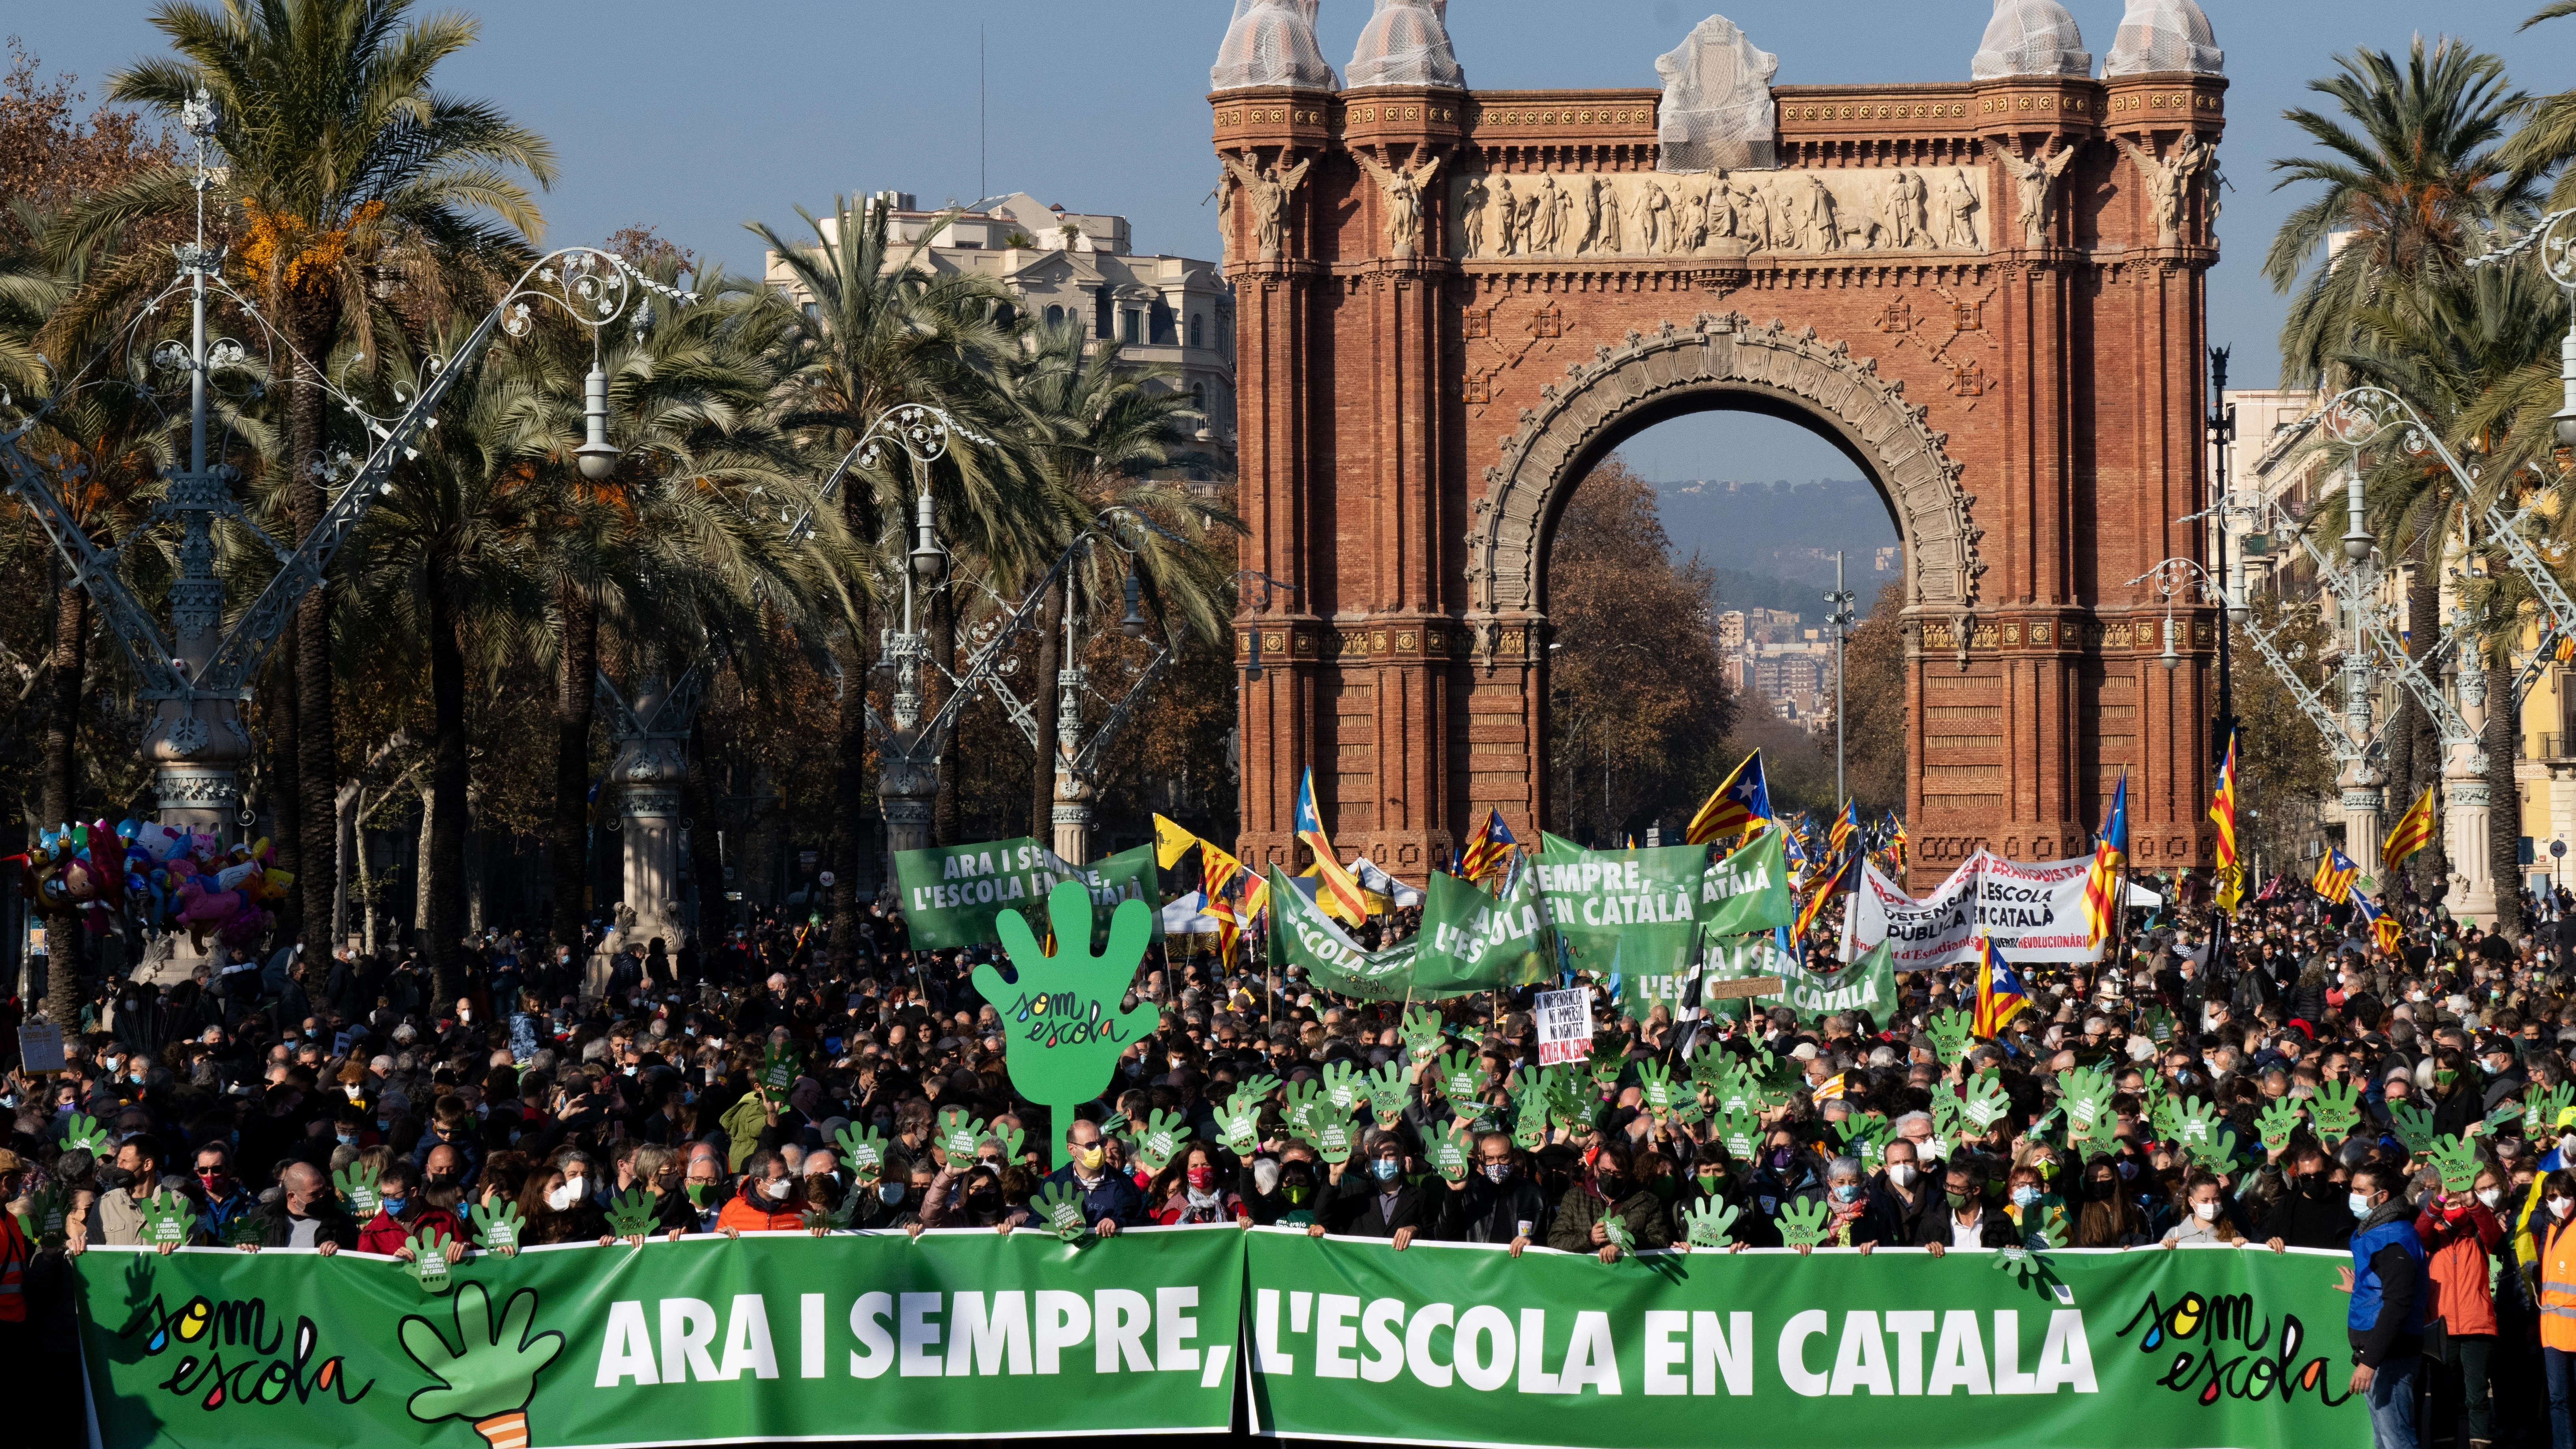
[2538,734,2576,761]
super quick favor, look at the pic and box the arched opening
[1539,406,1905,844]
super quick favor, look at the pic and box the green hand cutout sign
[1682,1198,1742,1248]
[408,1227,459,1294]
[1134,1109,1187,1176]
[400,1281,563,1443]
[1365,1063,1411,1126]
[974,881,1157,1169]
[2255,1098,2304,1153]
[470,1200,525,1253]
[61,1112,109,1157]
[1776,1198,1832,1250]
[336,1164,382,1220]
[2308,1080,2363,1138]
[604,1190,656,1240]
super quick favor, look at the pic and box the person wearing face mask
[1546,1141,1672,1265]
[2340,1162,2427,1449]
[1918,1159,2017,1253]
[2002,1161,2069,1248]
[2413,1162,2506,1449]
[716,1150,811,1234]
[240,1161,357,1254]
[191,1143,257,1245]
[516,1160,607,1245]
[1310,1131,1429,1248]
[1872,1138,1939,1243]
[1434,1132,1547,1254]
[1241,1148,1326,1228]
[2264,1144,2359,1250]
[354,1160,463,1256]
[2070,1161,2154,1247]
[1148,1143,1247,1226]
[1041,1119,1146,1237]
[2528,1167,2576,1449]
[2161,1172,2246,1245]
[923,1162,1030,1230]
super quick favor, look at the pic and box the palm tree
[1007,320,1239,843]
[748,197,1024,966]
[2265,38,2531,390]
[2506,3,2576,206]
[86,0,555,943]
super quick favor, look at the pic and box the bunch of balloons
[11,821,292,950]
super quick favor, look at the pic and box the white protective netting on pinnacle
[1346,0,1466,90]
[1969,0,2093,80]
[2103,0,2224,77]
[1211,0,1339,92]
[1655,15,1781,173]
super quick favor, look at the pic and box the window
[1190,314,1205,349]
[1123,310,1141,345]
[1093,290,1112,339]
[1191,383,1206,416]
[994,303,1016,328]
[1044,304,1065,329]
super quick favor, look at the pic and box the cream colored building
[763,190,1238,454]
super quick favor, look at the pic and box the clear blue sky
[12,0,2571,487]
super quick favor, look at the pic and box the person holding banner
[1435,1131,1547,1254]
[1918,1157,2017,1252]
[1044,1117,1146,1235]
[1545,1142,1670,1263]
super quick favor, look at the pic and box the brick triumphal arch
[1215,9,2228,889]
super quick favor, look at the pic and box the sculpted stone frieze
[1453,165,1984,261]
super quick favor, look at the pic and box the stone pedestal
[2448,663,2496,924]
[596,679,693,964]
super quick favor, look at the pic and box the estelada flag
[1686,750,1773,844]
[1295,767,1369,922]
[1792,848,1854,941]
[2208,732,2242,915]
[1971,932,2031,1039]
[2081,774,2128,950]
[1460,807,1519,887]
[1828,800,1861,858]
[2310,848,2359,906]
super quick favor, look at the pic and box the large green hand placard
[973,881,1157,1168]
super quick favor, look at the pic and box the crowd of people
[2,875,2574,1449]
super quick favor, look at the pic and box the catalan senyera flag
[2208,732,2242,916]
[2382,785,2436,881]
[1970,932,2031,1039]
[2556,630,2574,666]
[2310,848,2360,906]
[2081,773,2128,950]
[1199,836,1249,905]
[1294,767,1369,923]
[1459,808,1518,886]
[1792,848,1854,941]
[1686,750,1774,845]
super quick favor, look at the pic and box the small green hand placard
[1365,1063,1411,1126]
[974,882,1157,1170]
[1134,1109,1186,1176]
[2256,1099,2304,1153]
[19,1182,69,1245]
[2058,1065,2115,1143]
[1031,1181,1088,1241]
[408,1227,458,1294]
[222,1212,266,1249]
[1670,1096,1707,1126]
[1711,1065,1759,1119]
[1602,1215,1636,1253]
[1320,1060,1365,1114]
[761,1042,800,1093]
[1400,1007,1445,1058]
[1282,1080,1327,1142]
[1436,1050,1486,1104]
[398,1282,563,1434]
[1638,1061,1676,1114]
[2529,1083,2576,1137]
[1315,1117,1354,1164]
[1928,1091,1963,1159]
[1926,1009,1972,1065]
[1215,1092,1264,1157]
[936,1107,982,1163]
[1717,1106,1762,1162]
[987,1123,1027,1164]
[471,1200,525,1253]
[1681,1198,1741,1248]
[61,1112,109,1157]
[1430,1121,1470,1182]
[603,1189,656,1239]
[1833,1112,1891,1170]
[1686,1041,1730,1088]
[336,1164,382,1219]
[143,1189,193,1247]
[1776,1197,1832,1250]
[2486,1101,2530,1136]
[1961,1071,2011,1132]
[2427,1134,2483,1193]
[1512,1099,1547,1151]
[836,1125,889,1181]
[2308,1080,2363,1138]
[2390,1102,2440,1154]
[1098,1110,1132,1142]
[1590,1057,1625,1095]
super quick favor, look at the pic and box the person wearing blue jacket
[1041,1117,1146,1235]
[2343,1162,2427,1449]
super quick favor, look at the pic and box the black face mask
[1597,1173,1629,1199]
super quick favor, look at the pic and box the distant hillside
[1654,477,1900,593]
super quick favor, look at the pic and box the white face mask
[2550,1197,2573,1222]
[2477,1188,2503,1209]
[546,1181,581,1211]
[1887,1163,1918,1188]
[2349,1192,2375,1220]
[763,1177,792,1201]
[2194,1201,2219,1221]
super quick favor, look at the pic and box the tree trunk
[289,313,340,949]
[930,587,960,847]
[550,587,597,956]
[829,601,874,975]
[424,570,469,1009]
[40,582,86,828]
[39,581,86,1029]
[2489,658,2525,939]
[2404,561,2449,901]
[1030,577,1065,840]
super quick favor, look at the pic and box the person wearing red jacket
[2417,1164,2508,1449]
[356,1160,470,1260]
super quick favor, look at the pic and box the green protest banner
[1415,866,1551,994]
[1535,834,1707,982]
[1702,931,1792,1023]
[1698,827,1794,938]
[893,837,1159,950]
[74,1226,1245,1448]
[1266,866,1422,1000]
[1778,939,1899,1022]
[1244,1229,2366,1449]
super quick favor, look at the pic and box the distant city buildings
[1715,606,1839,728]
